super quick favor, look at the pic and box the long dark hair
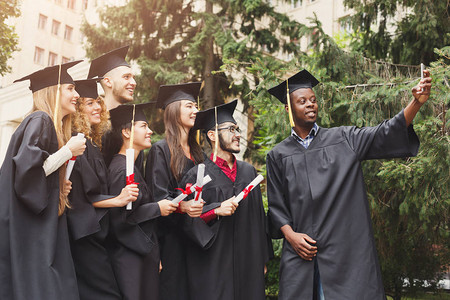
[102,122,131,167]
[164,101,204,181]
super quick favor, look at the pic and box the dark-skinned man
[180,100,272,300]
[266,69,432,300]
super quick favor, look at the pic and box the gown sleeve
[146,143,174,201]
[343,110,420,161]
[13,115,55,214]
[266,151,290,239]
[71,154,112,204]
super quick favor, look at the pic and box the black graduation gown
[107,154,161,300]
[67,138,121,300]
[180,158,273,300]
[266,110,420,300]
[0,111,79,300]
[144,139,195,300]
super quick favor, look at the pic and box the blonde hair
[32,85,72,216]
[72,96,110,148]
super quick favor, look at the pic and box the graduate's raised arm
[404,69,432,126]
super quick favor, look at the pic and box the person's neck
[293,123,314,139]
[104,92,122,111]
[180,128,191,158]
[213,145,234,169]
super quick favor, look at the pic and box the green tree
[222,18,449,298]
[343,0,450,65]
[82,0,305,133]
[0,0,20,76]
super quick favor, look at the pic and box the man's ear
[207,130,216,142]
[102,77,113,89]
[285,104,289,113]
[121,128,131,139]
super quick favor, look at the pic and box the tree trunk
[203,0,215,108]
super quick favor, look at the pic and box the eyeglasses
[217,126,241,135]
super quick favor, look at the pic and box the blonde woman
[68,79,140,299]
[0,61,86,300]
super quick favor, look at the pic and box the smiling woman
[0,61,85,300]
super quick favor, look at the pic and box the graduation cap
[193,99,238,131]
[268,69,320,104]
[193,99,238,162]
[156,82,202,109]
[109,102,153,130]
[87,45,130,78]
[13,60,82,93]
[268,69,319,128]
[74,78,103,99]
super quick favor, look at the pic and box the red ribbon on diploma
[176,183,194,195]
[242,185,254,200]
[126,174,139,186]
[194,186,203,201]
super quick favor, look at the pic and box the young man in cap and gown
[0,61,86,300]
[180,99,273,300]
[266,69,432,299]
[87,45,136,110]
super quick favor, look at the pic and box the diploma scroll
[125,148,135,210]
[64,133,85,180]
[194,164,205,201]
[233,174,264,203]
[172,175,212,204]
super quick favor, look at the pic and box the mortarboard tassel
[212,106,218,163]
[53,64,62,130]
[286,78,295,128]
[196,81,205,144]
[129,104,136,149]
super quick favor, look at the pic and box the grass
[386,292,450,300]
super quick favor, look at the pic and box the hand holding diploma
[173,175,212,204]
[65,133,85,180]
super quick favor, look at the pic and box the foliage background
[80,1,449,299]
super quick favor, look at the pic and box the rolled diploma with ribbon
[125,148,135,210]
[172,175,212,204]
[65,133,85,180]
[233,174,264,203]
[194,164,205,201]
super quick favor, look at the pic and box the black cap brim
[109,102,154,130]
[193,99,238,131]
[156,82,202,109]
[87,45,130,78]
[14,60,83,92]
[268,69,320,104]
[74,78,103,99]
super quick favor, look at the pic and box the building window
[64,25,73,41]
[48,52,58,66]
[62,56,71,64]
[82,0,88,10]
[51,20,60,35]
[339,16,352,33]
[67,0,76,9]
[34,47,45,65]
[38,14,47,30]
[292,0,302,8]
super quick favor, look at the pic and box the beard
[112,84,133,104]
[218,133,240,154]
